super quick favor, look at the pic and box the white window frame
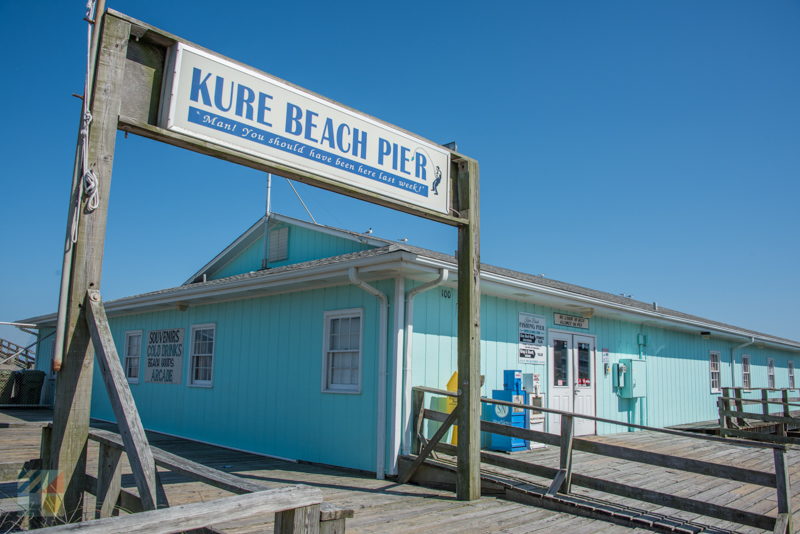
[124,330,143,384]
[741,354,751,390]
[189,324,216,387]
[767,358,776,389]
[789,361,796,389]
[268,227,289,262]
[321,309,363,394]
[709,351,721,393]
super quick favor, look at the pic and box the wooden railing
[404,386,793,534]
[0,337,36,369]
[35,424,352,533]
[718,387,800,445]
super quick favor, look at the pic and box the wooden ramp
[2,409,665,534]
[401,428,800,534]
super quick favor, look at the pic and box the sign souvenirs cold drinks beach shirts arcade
[162,44,451,214]
[145,329,184,384]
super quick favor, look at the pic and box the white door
[547,332,596,436]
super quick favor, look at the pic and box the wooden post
[762,389,770,418]
[456,159,481,501]
[275,503,321,534]
[734,388,746,427]
[86,290,161,510]
[411,389,425,455]
[559,415,575,493]
[547,415,575,495]
[782,389,790,418]
[95,443,122,518]
[721,387,732,429]
[772,447,792,534]
[48,13,130,520]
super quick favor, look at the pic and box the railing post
[721,387,732,429]
[782,389,790,418]
[762,389,770,418]
[95,443,122,518]
[547,414,575,495]
[560,414,575,493]
[734,388,746,427]
[773,447,792,534]
[275,503,321,534]
[717,397,728,435]
[411,389,425,455]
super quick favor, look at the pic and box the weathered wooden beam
[425,408,777,487]
[411,388,425,455]
[32,486,323,534]
[49,12,130,519]
[558,414,574,493]
[456,159,480,501]
[275,503,321,534]
[399,408,458,484]
[84,473,142,514]
[772,447,792,534]
[95,442,122,518]
[85,290,159,510]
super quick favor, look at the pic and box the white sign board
[145,329,184,384]
[162,44,451,214]
[554,313,589,329]
[518,312,546,364]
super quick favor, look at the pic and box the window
[768,358,776,389]
[741,354,751,389]
[268,227,288,262]
[789,361,796,389]
[124,331,142,383]
[709,351,721,393]
[190,324,215,386]
[323,310,362,393]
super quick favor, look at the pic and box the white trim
[709,351,722,393]
[741,354,751,390]
[124,330,143,384]
[189,323,216,387]
[789,361,796,389]
[321,309,363,394]
[768,358,776,389]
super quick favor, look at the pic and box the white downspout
[730,336,756,389]
[401,269,449,455]
[388,278,405,476]
[348,267,389,480]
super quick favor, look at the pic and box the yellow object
[446,371,458,445]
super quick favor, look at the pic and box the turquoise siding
[410,286,800,436]
[210,221,375,280]
[89,281,397,472]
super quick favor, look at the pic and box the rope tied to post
[69,0,100,244]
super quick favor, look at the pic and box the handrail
[412,386,780,450]
[35,424,353,531]
[408,386,794,533]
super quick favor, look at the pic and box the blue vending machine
[490,370,528,452]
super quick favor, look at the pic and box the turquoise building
[27,213,800,477]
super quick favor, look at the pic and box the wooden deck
[0,409,794,533]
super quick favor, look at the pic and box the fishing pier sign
[162,44,451,214]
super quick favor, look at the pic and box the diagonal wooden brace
[86,289,166,510]
[399,406,459,484]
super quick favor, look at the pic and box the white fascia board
[26,251,410,326]
[411,254,800,353]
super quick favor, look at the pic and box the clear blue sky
[1,1,799,348]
